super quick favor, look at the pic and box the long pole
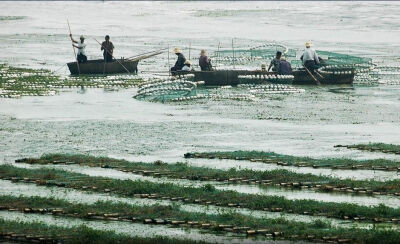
[303,65,321,85]
[188,42,191,60]
[127,47,168,60]
[167,44,170,76]
[232,38,235,69]
[216,41,220,69]
[67,19,80,75]
[93,38,130,74]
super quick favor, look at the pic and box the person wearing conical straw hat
[70,34,87,63]
[300,42,319,72]
[170,47,186,74]
[181,60,192,71]
[199,49,213,71]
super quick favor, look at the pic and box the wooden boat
[177,69,354,86]
[67,59,138,75]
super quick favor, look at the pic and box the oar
[67,19,80,75]
[93,38,130,74]
[127,47,168,60]
[303,65,321,85]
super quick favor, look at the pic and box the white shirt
[302,48,319,64]
[77,42,86,56]
[182,65,191,71]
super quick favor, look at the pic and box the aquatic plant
[1,165,399,222]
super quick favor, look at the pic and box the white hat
[305,42,311,48]
[184,60,191,65]
[80,35,85,39]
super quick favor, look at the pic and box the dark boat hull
[179,69,354,86]
[67,59,138,75]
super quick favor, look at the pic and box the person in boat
[101,35,114,62]
[199,49,213,71]
[181,60,192,71]
[170,47,186,74]
[300,42,319,72]
[69,34,87,63]
[261,64,267,72]
[279,57,293,75]
[268,51,282,72]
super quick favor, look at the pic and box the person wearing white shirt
[70,34,87,63]
[181,60,192,71]
[300,42,319,71]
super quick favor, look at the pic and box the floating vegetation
[184,151,400,172]
[0,218,204,244]
[0,195,399,243]
[17,154,400,196]
[0,64,143,98]
[336,143,400,155]
[0,16,25,21]
[1,165,400,223]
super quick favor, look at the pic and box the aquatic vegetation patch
[193,10,271,17]
[184,151,400,172]
[1,165,399,223]
[336,143,400,155]
[0,218,204,244]
[0,64,143,98]
[0,16,25,21]
[0,195,399,243]
[19,154,400,195]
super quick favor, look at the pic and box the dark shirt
[174,53,186,70]
[199,55,212,71]
[279,60,292,75]
[101,41,114,55]
[270,57,280,72]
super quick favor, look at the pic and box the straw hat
[80,35,85,39]
[173,47,181,54]
[281,56,286,61]
[184,60,191,65]
[200,49,207,55]
[305,42,311,48]
[261,64,267,69]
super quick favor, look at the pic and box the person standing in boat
[300,42,319,72]
[199,49,213,71]
[70,34,87,63]
[101,35,114,62]
[268,51,282,72]
[170,47,186,74]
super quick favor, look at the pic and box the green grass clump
[25,154,400,194]
[0,195,399,243]
[185,150,400,169]
[0,218,207,244]
[1,165,399,222]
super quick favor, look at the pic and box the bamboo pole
[67,19,80,75]
[93,38,130,74]
[167,44,170,76]
[216,42,220,69]
[127,48,168,60]
[232,38,235,69]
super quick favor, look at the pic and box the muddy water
[11,163,400,208]
[0,211,298,244]
[1,179,391,230]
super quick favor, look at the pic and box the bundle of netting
[238,74,294,84]
[133,78,199,102]
[212,42,294,66]
[238,84,305,95]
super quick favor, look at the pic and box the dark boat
[178,69,354,86]
[67,59,138,75]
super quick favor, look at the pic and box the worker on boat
[261,64,267,72]
[199,49,213,71]
[70,34,87,63]
[279,57,293,75]
[170,47,186,74]
[268,51,282,73]
[101,35,114,62]
[300,42,319,72]
[181,60,192,71]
